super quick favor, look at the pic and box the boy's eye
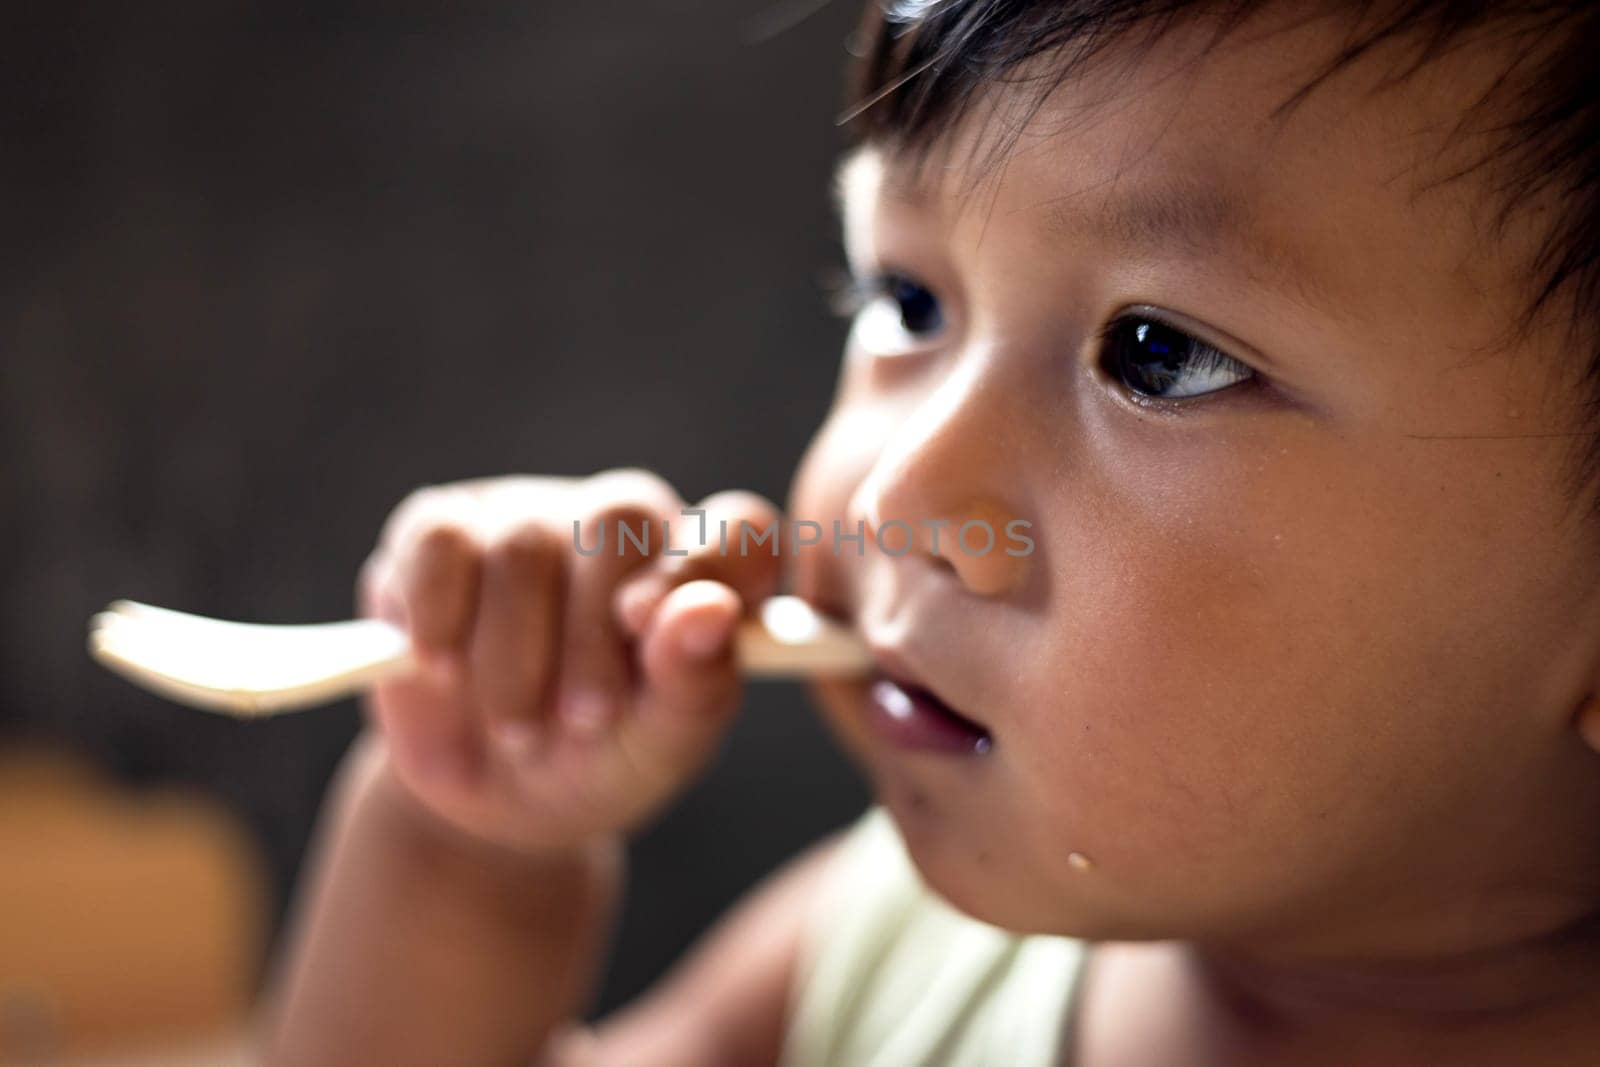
[878,273,943,336]
[1098,314,1254,401]
[835,270,945,355]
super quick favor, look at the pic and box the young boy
[263,1,1600,1063]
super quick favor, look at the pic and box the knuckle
[581,501,663,565]
[357,549,385,590]
[394,482,447,525]
[589,467,680,514]
[673,541,724,571]
[587,499,663,531]
[412,516,477,562]
[486,521,558,578]
[698,488,778,523]
[696,496,782,561]
[381,484,457,552]
[405,483,449,508]
[355,552,390,614]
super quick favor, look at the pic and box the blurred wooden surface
[1,4,872,1020]
[0,747,266,1064]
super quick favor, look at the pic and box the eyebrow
[839,147,1343,324]
[1054,181,1247,262]
[1037,179,1343,322]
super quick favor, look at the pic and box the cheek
[1011,508,1325,930]
[785,403,886,602]
[1008,445,1540,937]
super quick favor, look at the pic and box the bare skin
[268,5,1600,1066]
[787,5,1600,1065]
[261,471,824,1066]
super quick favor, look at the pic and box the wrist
[342,733,625,883]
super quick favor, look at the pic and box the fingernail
[561,689,613,737]
[492,720,543,758]
[678,610,735,659]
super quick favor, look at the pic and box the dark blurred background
[1,0,872,1046]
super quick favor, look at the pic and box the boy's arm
[263,471,831,1065]
[259,735,626,1067]
[542,822,848,1067]
[263,731,852,1067]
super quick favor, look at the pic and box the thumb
[620,579,745,789]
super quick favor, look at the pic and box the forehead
[834,6,1540,341]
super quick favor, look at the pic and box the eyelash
[1093,312,1257,405]
[825,269,938,323]
[826,270,1257,405]
[824,269,879,319]
[825,268,947,359]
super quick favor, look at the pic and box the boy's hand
[354,469,782,854]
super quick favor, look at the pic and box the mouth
[865,648,993,756]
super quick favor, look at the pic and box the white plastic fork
[87,595,872,719]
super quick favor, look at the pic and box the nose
[846,362,1034,598]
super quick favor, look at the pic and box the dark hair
[840,0,1600,513]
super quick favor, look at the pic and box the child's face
[787,8,1600,951]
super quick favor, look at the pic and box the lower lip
[866,676,992,756]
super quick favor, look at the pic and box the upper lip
[865,641,990,732]
[866,643,924,689]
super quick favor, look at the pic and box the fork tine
[106,600,250,632]
[86,604,415,717]
[88,610,123,634]
[88,625,258,716]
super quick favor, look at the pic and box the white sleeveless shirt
[778,805,1090,1067]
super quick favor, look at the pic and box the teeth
[879,675,989,735]
[872,679,915,721]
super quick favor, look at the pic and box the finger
[375,484,459,559]
[356,550,403,625]
[614,579,744,792]
[469,520,566,753]
[555,498,673,739]
[615,490,783,636]
[359,547,483,785]
[359,487,487,787]
[365,653,484,790]
[394,516,483,664]
[582,467,683,519]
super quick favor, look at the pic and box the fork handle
[90,596,872,719]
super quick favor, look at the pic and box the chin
[901,840,1061,934]
[889,807,1154,940]
[880,797,1031,929]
